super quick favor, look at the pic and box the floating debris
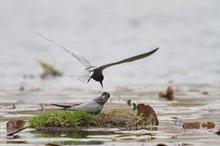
[174,118,216,130]
[183,121,216,129]
[19,86,25,91]
[45,143,61,146]
[156,144,167,146]
[22,74,35,79]
[201,121,215,129]
[38,60,63,79]
[159,86,174,100]
[126,99,137,111]
[137,104,159,126]
[183,121,200,129]
[132,103,137,111]
[9,104,16,109]
[40,103,45,111]
[6,120,28,136]
[215,129,220,135]
[127,99,132,106]
[202,91,209,95]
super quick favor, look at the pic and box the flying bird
[37,33,159,87]
[52,92,110,115]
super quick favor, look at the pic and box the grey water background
[0,0,220,89]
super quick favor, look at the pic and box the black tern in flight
[37,33,159,87]
[52,92,110,115]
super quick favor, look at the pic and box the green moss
[28,110,152,130]
[29,111,94,128]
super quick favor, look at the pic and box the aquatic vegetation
[29,111,94,128]
[8,106,159,136]
[127,113,151,130]
[38,60,63,79]
[134,104,159,130]
[28,109,157,130]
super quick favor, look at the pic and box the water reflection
[32,130,105,145]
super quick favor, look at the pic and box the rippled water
[0,84,220,145]
[0,0,220,89]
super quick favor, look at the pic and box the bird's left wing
[99,48,159,70]
[36,32,93,68]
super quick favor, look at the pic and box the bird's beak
[100,81,103,88]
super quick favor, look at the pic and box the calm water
[0,0,220,89]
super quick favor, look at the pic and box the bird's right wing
[99,48,159,70]
[36,32,93,68]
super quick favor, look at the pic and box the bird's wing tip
[155,47,159,51]
[151,47,159,53]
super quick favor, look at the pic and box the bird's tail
[63,70,92,83]
[76,70,93,83]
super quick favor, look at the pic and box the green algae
[29,111,94,128]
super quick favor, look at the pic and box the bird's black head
[91,69,104,88]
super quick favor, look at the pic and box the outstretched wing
[99,48,159,70]
[36,32,93,68]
